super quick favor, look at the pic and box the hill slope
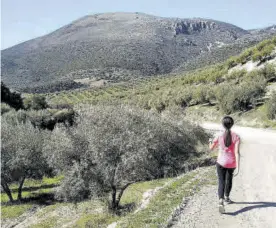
[1,12,275,91]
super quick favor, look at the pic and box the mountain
[1,12,275,92]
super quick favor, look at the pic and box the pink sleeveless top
[213,131,240,168]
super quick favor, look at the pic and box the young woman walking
[209,116,240,214]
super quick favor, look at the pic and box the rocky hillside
[1,12,276,91]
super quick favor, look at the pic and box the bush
[1,103,12,115]
[246,69,262,79]
[265,92,276,120]
[154,100,166,113]
[27,109,75,130]
[260,63,276,81]
[252,44,275,62]
[49,103,73,110]
[236,49,253,65]
[255,39,272,51]
[226,56,239,69]
[1,82,24,110]
[43,105,209,210]
[226,69,247,80]
[174,89,193,108]
[2,109,28,125]
[24,94,48,110]
[2,108,75,130]
[215,79,266,114]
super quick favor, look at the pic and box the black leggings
[216,163,235,199]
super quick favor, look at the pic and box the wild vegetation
[226,36,276,67]
[43,105,209,210]
[1,36,276,227]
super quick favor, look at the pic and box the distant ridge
[1,12,276,92]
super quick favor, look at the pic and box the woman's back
[213,131,240,168]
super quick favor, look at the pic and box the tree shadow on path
[224,201,276,216]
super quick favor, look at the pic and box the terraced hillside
[43,37,276,127]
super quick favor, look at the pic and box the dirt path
[172,123,276,228]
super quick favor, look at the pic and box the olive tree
[43,105,208,210]
[1,118,49,202]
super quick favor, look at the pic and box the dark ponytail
[222,116,234,147]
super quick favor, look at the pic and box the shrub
[255,39,272,51]
[27,109,55,130]
[226,69,247,80]
[246,69,262,79]
[272,36,276,45]
[226,56,239,69]
[27,109,75,130]
[2,108,75,130]
[24,94,48,110]
[252,44,275,62]
[174,89,193,108]
[43,105,209,210]
[1,118,49,202]
[52,109,75,126]
[260,63,276,81]
[192,86,209,104]
[155,100,166,113]
[1,103,12,115]
[49,103,73,109]
[215,79,266,114]
[236,49,253,64]
[1,82,24,110]
[265,92,276,120]
[2,109,29,125]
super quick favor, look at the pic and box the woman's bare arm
[209,139,217,150]
[209,142,216,150]
[234,141,240,176]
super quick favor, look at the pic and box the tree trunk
[111,186,117,210]
[17,176,26,201]
[1,179,14,202]
[116,183,132,208]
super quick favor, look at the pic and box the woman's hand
[209,138,215,150]
[234,167,239,177]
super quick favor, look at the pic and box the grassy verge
[0,174,171,227]
[73,177,171,228]
[1,176,63,220]
[117,167,216,228]
[1,166,216,227]
[1,204,33,219]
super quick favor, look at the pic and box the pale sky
[1,0,276,49]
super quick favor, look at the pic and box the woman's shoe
[219,199,225,214]
[225,197,234,204]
